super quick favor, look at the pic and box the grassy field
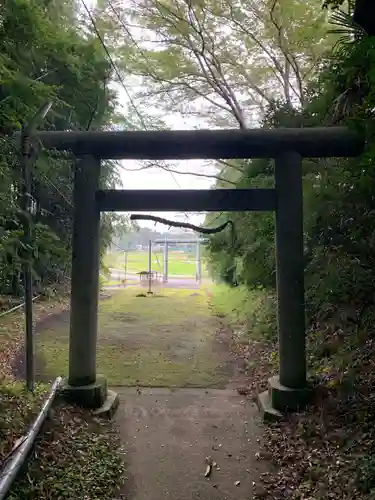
[36,288,228,387]
[103,250,208,277]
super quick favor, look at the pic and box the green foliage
[210,284,277,341]
[207,33,375,341]
[99,0,337,127]
[0,0,125,296]
[357,454,375,494]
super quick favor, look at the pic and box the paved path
[114,388,263,500]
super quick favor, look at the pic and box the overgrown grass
[103,250,208,277]
[0,382,123,500]
[0,381,48,460]
[210,283,369,382]
[0,297,70,380]
[210,283,277,341]
[37,288,227,387]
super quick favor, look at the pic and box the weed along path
[35,288,263,499]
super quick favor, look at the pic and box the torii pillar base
[62,374,108,409]
[62,375,120,419]
[257,376,311,422]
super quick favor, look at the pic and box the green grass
[37,288,227,387]
[0,381,48,460]
[210,284,277,341]
[103,250,208,277]
[0,382,123,500]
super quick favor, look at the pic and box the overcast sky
[114,90,213,229]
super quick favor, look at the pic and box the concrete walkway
[114,388,263,500]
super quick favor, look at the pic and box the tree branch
[269,0,305,107]
[120,161,237,185]
[217,159,245,173]
[154,0,247,127]
[224,0,286,92]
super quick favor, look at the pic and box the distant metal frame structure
[154,237,207,282]
[29,126,364,417]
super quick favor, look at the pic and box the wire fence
[0,295,42,319]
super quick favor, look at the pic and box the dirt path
[32,286,264,498]
[35,288,237,387]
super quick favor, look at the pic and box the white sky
[112,84,213,229]
[116,124,213,230]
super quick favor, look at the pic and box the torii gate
[32,127,363,419]
[153,237,207,282]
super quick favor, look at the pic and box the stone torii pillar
[63,154,115,411]
[258,151,309,419]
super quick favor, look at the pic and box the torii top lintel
[24,127,364,160]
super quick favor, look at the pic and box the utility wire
[111,239,127,253]
[206,212,225,227]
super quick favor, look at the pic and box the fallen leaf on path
[204,464,212,477]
